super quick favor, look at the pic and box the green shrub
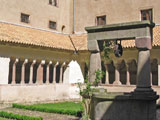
[0,111,43,120]
[13,102,83,117]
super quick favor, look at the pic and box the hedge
[0,111,43,120]
[13,103,83,117]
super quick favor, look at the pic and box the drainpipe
[73,0,75,34]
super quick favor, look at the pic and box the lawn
[0,117,13,120]
[13,102,83,116]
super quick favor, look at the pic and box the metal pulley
[114,40,123,57]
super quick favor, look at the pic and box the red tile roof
[0,22,159,51]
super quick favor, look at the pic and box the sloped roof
[0,22,159,51]
[0,22,75,50]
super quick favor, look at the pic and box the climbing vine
[77,70,104,120]
[102,41,114,62]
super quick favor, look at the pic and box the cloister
[0,21,159,103]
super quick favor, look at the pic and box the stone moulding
[85,20,155,33]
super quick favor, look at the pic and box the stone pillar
[158,63,160,86]
[36,60,45,84]
[53,62,59,84]
[104,64,109,84]
[89,52,101,83]
[126,64,130,85]
[60,62,66,83]
[11,58,19,84]
[136,50,151,90]
[113,63,122,85]
[20,59,28,84]
[29,60,36,84]
[135,36,152,91]
[46,61,52,84]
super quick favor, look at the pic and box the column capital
[61,62,66,67]
[54,62,59,67]
[135,36,152,50]
[14,58,19,64]
[23,59,28,65]
[31,60,36,66]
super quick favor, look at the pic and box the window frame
[21,13,30,24]
[49,0,58,7]
[141,9,153,22]
[96,15,106,26]
[49,21,57,30]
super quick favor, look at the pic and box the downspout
[69,35,78,54]
[73,0,75,34]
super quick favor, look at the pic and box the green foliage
[77,75,92,98]
[13,102,83,117]
[103,41,114,61]
[0,111,42,120]
[93,69,105,87]
[0,117,13,120]
[77,69,105,120]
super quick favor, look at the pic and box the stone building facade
[0,0,159,103]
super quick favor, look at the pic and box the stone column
[136,49,151,89]
[113,63,122,85]
[29,60,36,84]
[135,36,152,91]
[36,60,45,84]
[126,64,130,85]
[104,64,109,84]
[46,61,52,84]
[59,62,66,83]
[89,52,101,83]
[11,58,19,84]
[20,59,28,84]
[53,62,59,84]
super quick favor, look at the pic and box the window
[49,0,58,6]
[141,9,152,22]
[21,13,30,23]
[49,21,57,30]
[96,15,106,26]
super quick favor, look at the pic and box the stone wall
[0,84,80,103]
[0,0,73,33]
[75,0,160,33]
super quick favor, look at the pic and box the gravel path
[0,107,80,120]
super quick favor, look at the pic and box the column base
[113,80,122,85]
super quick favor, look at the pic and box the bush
[0,111,43,120]
[13,102,83,117]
